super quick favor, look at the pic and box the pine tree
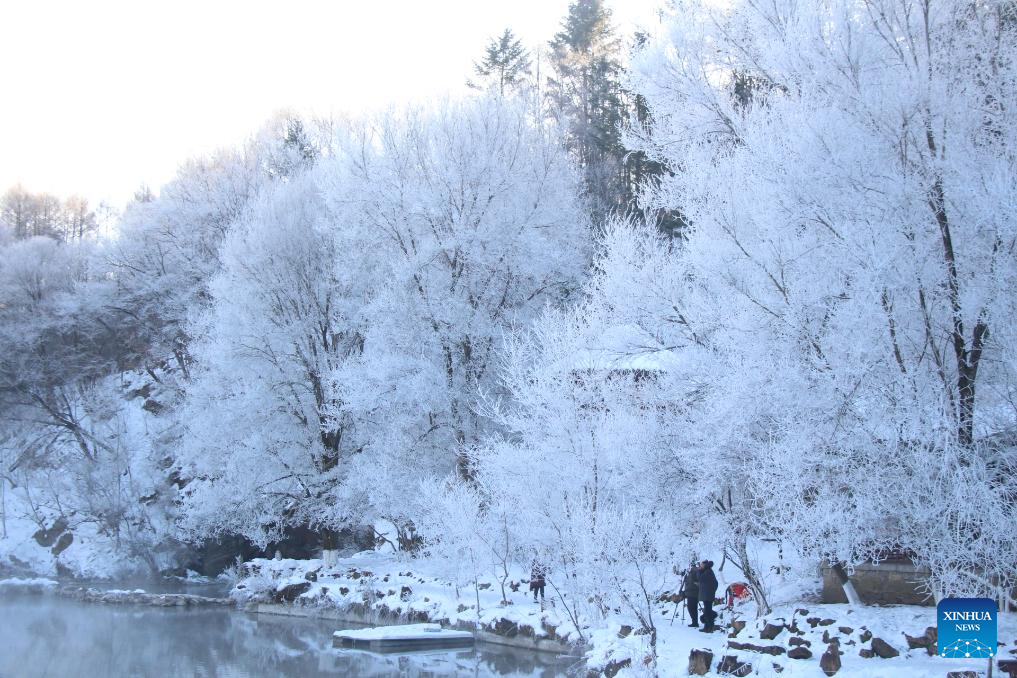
[547,0,628,219]
[472,29,531,96]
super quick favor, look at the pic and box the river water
[0,589,580,677]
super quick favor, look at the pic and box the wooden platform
[333,623,475,653]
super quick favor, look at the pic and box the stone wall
[820,561,934,606]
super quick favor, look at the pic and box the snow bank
[334,623,472,641]
[233,551,581,652]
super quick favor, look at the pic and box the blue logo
[937,598,997,659]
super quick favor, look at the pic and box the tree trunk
[831,562,863,606]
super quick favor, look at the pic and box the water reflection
[0,592,579,677]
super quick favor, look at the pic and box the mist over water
[0,592,576,677]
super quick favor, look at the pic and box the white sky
[0,0,661,207]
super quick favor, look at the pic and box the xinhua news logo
[937,598,997,659]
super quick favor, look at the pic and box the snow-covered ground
[232,552,1017,676]
[233,551,579,647]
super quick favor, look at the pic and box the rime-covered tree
[629,0,1017,600]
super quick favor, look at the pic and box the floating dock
[333,623,475,653]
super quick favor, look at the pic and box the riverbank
[6,559,1017,677]
[226,553,1017,677]
[230,551,584,657]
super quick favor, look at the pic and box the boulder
[273,581,311,603]
[788,637,811,647]
[603,658,631,678]
[859,649,874,658]
[760,623,785,640]
[617,625,633,638]
[52,532,74,556]
[687,649,714,676]
[820,643,842,675]
[859,629,873,643]
[838,626,854,635]
[870,638,899,658]
[492,618,519,638]
[788,647,812,659]
[905,626,937,655]
[33,517,69,548]
[818,618,836,626]
[729,620,747,637]
[807,617,821,628]
[716,655,752,676]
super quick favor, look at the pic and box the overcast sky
[0,0,660,207]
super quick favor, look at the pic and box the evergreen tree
[547,0,628,219]
[471,29,531,96]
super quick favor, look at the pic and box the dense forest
[2,0,1016,662]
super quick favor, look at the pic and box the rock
[603,658,631,678]
[492,618,519,638]
[304,571,317,582]
[795,608,810,616]
[838,626,854,635]
[859,649,873,658]
[618,625,633,638]
[859,629,873,643]
[687,649,714,675]
[822,630,833,643]
[789,637,811,647]
[905,631,928,649]
[772,662,784,673]
[945,673,977,678]
[339,586,349,595]
[729,620,747,636]
[716,655,752,676]
[400,586,412,601]
[760,623,785,640]
[818,618,835,626]
[807,617,821,628]
[33,517,69,547]
[52,532,74,556]
[788,647,813,659]
[542,623,558,641]
[477,582,491,590]
[728,641,785,656]
[870,638,899,658]
[820,643,842,675]
[273,581,311,603]
[142,398,164,414]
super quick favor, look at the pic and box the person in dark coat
[697,559,719,632]
[679,562,700,627]
[529,560,546,601]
